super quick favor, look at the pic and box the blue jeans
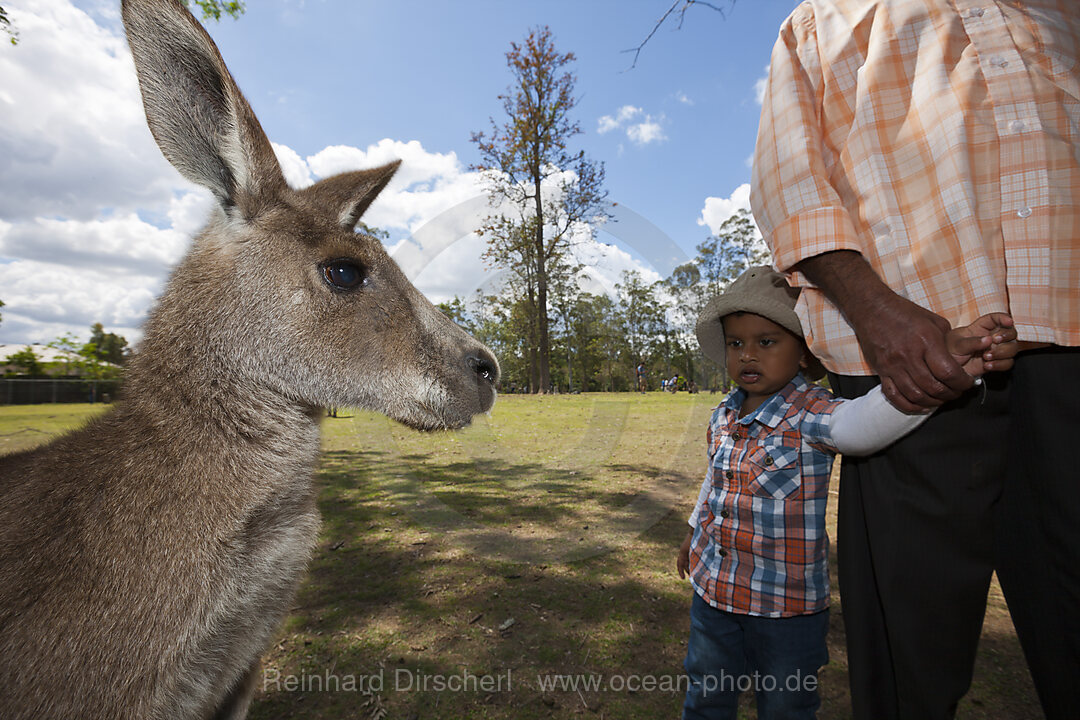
[682,593,829,720]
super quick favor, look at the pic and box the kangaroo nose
[467,350,499,387]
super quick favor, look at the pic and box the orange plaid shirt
[751,0,1080,375]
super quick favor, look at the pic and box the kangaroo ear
[300,160,402,231]
[121,0,286,208]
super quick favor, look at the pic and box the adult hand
[851,292,975,412]
[797,251,974,413]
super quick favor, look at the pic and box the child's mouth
[740,370,762,383]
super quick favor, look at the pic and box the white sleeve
[829,385,932,456]
[688,474,711,528]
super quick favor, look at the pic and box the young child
[676,267,1017,720]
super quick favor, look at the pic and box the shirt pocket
[746,441,801,500]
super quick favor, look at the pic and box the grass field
[0,396,1039,719]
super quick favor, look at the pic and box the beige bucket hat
[695,266,825,380]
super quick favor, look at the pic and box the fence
[0,378,123,405]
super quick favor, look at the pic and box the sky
[0,0,801,346]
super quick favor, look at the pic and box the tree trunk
[533,170,551,394]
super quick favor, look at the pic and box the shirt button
[1017,207,1032,218]
[969,7,985,17]
[720,509,730,519]
[990,56,1009,68]
[1009,120,1025,132]
[724,470,734,480]
[731,431,741,441]
[764,456,774,466]
[718,548,728,557]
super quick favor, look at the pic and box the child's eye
[760,338,775,347]
[728,340,742,348]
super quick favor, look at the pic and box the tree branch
[623,0,736,70]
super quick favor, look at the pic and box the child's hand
[677,531,693,579]
[946,312,1019,376]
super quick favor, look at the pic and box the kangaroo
[0,1,498,718]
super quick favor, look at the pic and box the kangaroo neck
[121,332,323,468]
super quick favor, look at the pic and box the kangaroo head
[122,0,497,430]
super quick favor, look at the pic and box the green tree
[0,298,5,327]
[569,293,612,392]
[181,1,246,22]
[548,265,584,392]
[3,347,42,376]
[616,271,666,371]
[47,332,87,377]
[436,296,472,330]
[0,6,15,46]
[706,208,770,289]
[471,26,608,394]
[87,323,130,366]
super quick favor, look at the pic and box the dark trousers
[830,348,1080,720]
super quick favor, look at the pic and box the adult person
[750,1,1080,718]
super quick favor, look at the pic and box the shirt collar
[724,373,809,428]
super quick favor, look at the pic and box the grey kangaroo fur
[0,0,499,717]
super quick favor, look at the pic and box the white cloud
[272,142,315,190]
[675,91,694,106]
[0,1,663,348]
[0,258,162,344]
[597,105,667,146]
[627,120,666,145]
[598,105,641,134]
[698,183,755,235]
[0,0,178,223]
[754,65,770,105]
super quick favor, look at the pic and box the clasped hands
[857,294,1020,413]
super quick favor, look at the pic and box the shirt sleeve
[750,3,864,285]
[688,471,712,528]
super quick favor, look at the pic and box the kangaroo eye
[321,259,367,290]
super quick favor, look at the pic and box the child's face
[723,312,808,409]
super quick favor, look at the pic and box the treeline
[2,323,129,378]
[440,209,768,393]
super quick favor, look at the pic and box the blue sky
[0,0,800,345]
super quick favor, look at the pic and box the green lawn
[0,396,1038,719]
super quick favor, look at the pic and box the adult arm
[796,251,974,412]
[752,9,973,412]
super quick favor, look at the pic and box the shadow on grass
[248,449,701,720]
[315,449,691,566]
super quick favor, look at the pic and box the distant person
[752,1,1080,715]
[676,267,1016,720]
[637,362,648,393]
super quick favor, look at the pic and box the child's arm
[678,475,711,578]
[829,385,931,455]
[829,313,1018,456]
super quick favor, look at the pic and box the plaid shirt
[752,0,1080,375]
[688,374,840,617]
